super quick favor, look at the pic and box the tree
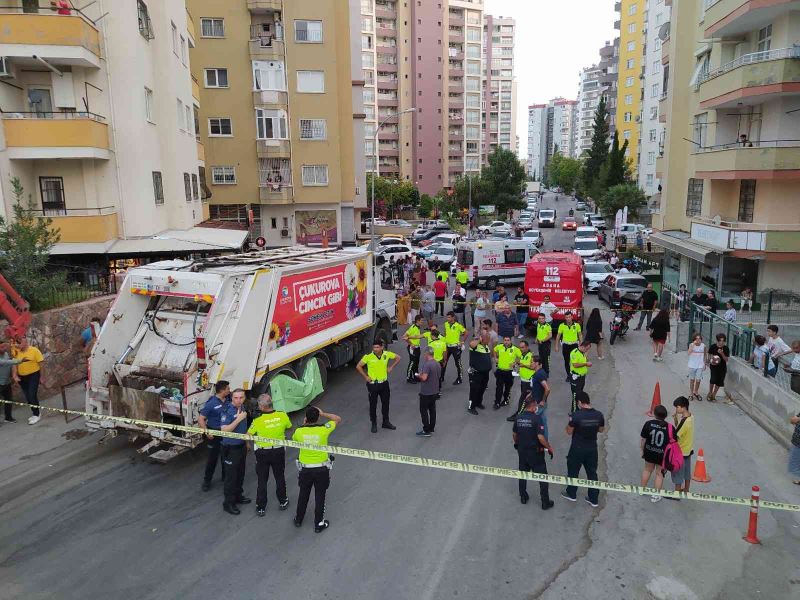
[0,177,63,306]
[481,147,526,214]
[450,173,489,211]
[604,130,630,190]
[582,96,610,198]
[366,174,418,218]
[598,183,647,218]
[418,194,434,218]
[548,150,583,195]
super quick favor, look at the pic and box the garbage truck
[86,246,397,461]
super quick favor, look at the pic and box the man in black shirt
[561,392,605,507]
[466,331,493,415]
[514,286,530,339]
[689,287,708,309]
[635,283,659,331]
[513,398,555,510]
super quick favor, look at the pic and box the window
[652,83,659,97]
[649,129,657,142]
[685,178,703,216]
[137,0,153,40]
[297,70,325,93]
[623,130,631,139]
[193,105,200,138]
[738,180,756,223]
[185,106,192,135]
[504,249,525,264]
[624,112,632,122]
[144,87,153,122]
[652,60,660,75]
[466,27,480,42]
[259,158,291,187]
[757,25,772,53]
[204,68,229,88]
[647,151,656,165]
[693,113,707,147]
[171,22,178,54]
[39,176,65,216]
[628,23,636,33]
[211,166,237,184]
[253,60,286,92]
[466,45,480,58]
[180,36,187,65]
[299,119,327,140]
[176,99,184,130]
[361,16,372,32]
[362,52,375,68]
[650,106,658,120]
[208,117,232,136]
[184,173,192,202]
[654,38,661,51]
[152,171,164,205]
[256,109,288,139]
[628,3,637,14]
[627,41,635,52]
[201,18,225,38]
[191,173,199,200]
[362,34,373,49]
[626,58,635,69]
[646,174,654,187]
[302,165,329,186]
[625,94,633,105]
[295,20,323,43]
[626,76,634,87]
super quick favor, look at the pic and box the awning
[50,241,116,255]
[109,227,248,255]
[649,230,727,262]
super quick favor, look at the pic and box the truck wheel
[253,367,297,405]
[485,276,498,290]
[299,353,329,390]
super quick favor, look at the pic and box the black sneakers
[381,421,396,430]
[520,492,529,505]
[223,504,240,515]
[541,499,555,510]
[371,422,378,433]
[314,520,330,533]
[467,408,479,415]
[279,499,290,510]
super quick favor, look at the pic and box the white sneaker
[28,415,41,425]
[517,334,524,339]
[650,494,662,503]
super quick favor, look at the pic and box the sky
[485,0,617,157]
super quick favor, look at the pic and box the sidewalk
[542,314,800,600]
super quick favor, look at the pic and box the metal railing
[0,4,97,25]
[693,139,800,153]
[27,205,117,217]
[249,25,283,46]
[687,301,756,360]
[1,110,106,122]
[703,0,722,10]
[691,215,800,233]
[697,46,800,86]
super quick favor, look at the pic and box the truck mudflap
[268,358,324,413]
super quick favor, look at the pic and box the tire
[485,276,499,290]
[251,366,297,410]
[609,331,617,346]
[299,353,329,390]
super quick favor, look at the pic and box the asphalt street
[1,193,798,600]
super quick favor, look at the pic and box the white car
[428,243,457,269]
[538,209,556,228]
[375,243,413,261]
[479,221,511,235]
[386,219,413,227]
[590,216,606,230]
[575,225,598,240]
[573,238,601,259]
[363,218,386,226]
[522,229,543,247]
[430,232,461,246]
[583,261,614,292]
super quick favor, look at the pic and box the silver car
[597,273,649,308]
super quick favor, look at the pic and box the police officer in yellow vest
[403,314,425,383]
[292,406,341,533]
[467,330,492,414]
[455,268,469,287]
[507,340,535,422]
[569,340,592,415]
[556,311,582,382]
[356,340,401,433]
[493,336,522,409]
[442,311,467,385]
[247,393,292,517]
[423,327,448,368]
[535,313,553,374]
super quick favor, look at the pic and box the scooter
[609,306,634,345]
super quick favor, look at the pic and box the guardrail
[0,110,106,122]
[696,46,800,87]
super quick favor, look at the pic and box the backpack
[661,422,685,473]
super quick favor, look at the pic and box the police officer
[436,266,450,285]
[198,380,230,491]
[493,336,521,409]
[556,311,582,382]
[292,406,341,533]
[220,388,250,515]
[356,340,400,433]
[247,393,292,517]
[513,397,555,510]
[423,327,448,374]
[467,330,492,415]
[455,267,469,289]
[534,313,552,374]
[403,315,424,383]
[442,311,467,385]
[569,340,592,415]
[562,392,605,507]
[507,341,534,422]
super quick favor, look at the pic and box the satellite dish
[712,215,722,225]
[658,22,671,41]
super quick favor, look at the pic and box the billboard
[267,259,368,351]
[479,205,495,216]
[296,210,337,244]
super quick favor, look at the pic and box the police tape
[4,399,798,513]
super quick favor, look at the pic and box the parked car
[478,221,512,235]
[386,219,413,227]
[573,238,601,260]
[597,272,649,308]
[522,229,544,247]
[375,242,414,261]
[575,202,588,211]
[427,243,457,269]
[590,216,607,230]
[413,229,447,245]
[583,261,614,292]
[414,243,441,260]
[430,232,462,247]
[562,216,578,231]
[583,212,599,226]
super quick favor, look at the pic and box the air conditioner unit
[280,228,290,238]
[0,57,12,78]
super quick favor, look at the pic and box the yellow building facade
[615,0,646,173]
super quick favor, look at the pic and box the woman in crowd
[707,332,733,404]
[649,309,670,362]
[687,333,706,401]
[582,308,604,360]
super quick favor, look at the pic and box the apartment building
[652,0,800,297]
[527,98,578,181]
[616,0,646,172]
[638,0,670,198]
[0,0,212,270]
[482,14,517,163]
[189,0,365,247]
[576,64,604,156]
[360,0,485,195]
[598,38,620,133]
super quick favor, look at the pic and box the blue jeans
[517,312,528,330]
[536,403,549,439]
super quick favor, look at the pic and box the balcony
[247,0,282,12]
[448,132,463,142]
[376,63,397,73]
[690,216,800,252]
[448,161,464,171]
[256,139,291,158]
[376,26,396,38]
[249,31,285,60]
[449,148,464,158]
[379,148,399,157]
[697,47,800,109]
[377,98,398,108]
[35,206,118,243]
[449,98,464,109]
[253,89,289,107]
[259,184,293,204]
[2,113,109,160]
[661,37,670,64]
[448,30,464,42]
[378,80,398,90]
[0,8,101,68]
[693,140,800,180]
[197,141,205,164]
[449,14,465,26]
[703,0,796,39]
[376,44,396,55]
[450,68,464,78]
[378,130,398,141]
[375,8,396,19]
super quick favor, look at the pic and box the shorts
[687,367,704,380]
[642,450,664,466]
[671,455,692,486]
[709,369,726,387]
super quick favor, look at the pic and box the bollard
[743,485,761,545]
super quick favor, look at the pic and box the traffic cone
[743,486,761,544]
[692,448,712,483]
[646,381,662,416]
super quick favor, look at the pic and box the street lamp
[371,107,416,249]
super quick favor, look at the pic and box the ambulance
[455,239,540,289]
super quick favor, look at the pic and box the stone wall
[25,295,116,400]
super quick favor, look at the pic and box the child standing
[687,333,706,401]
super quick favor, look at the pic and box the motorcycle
[616,257,644,274]
[609,306,634,345]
